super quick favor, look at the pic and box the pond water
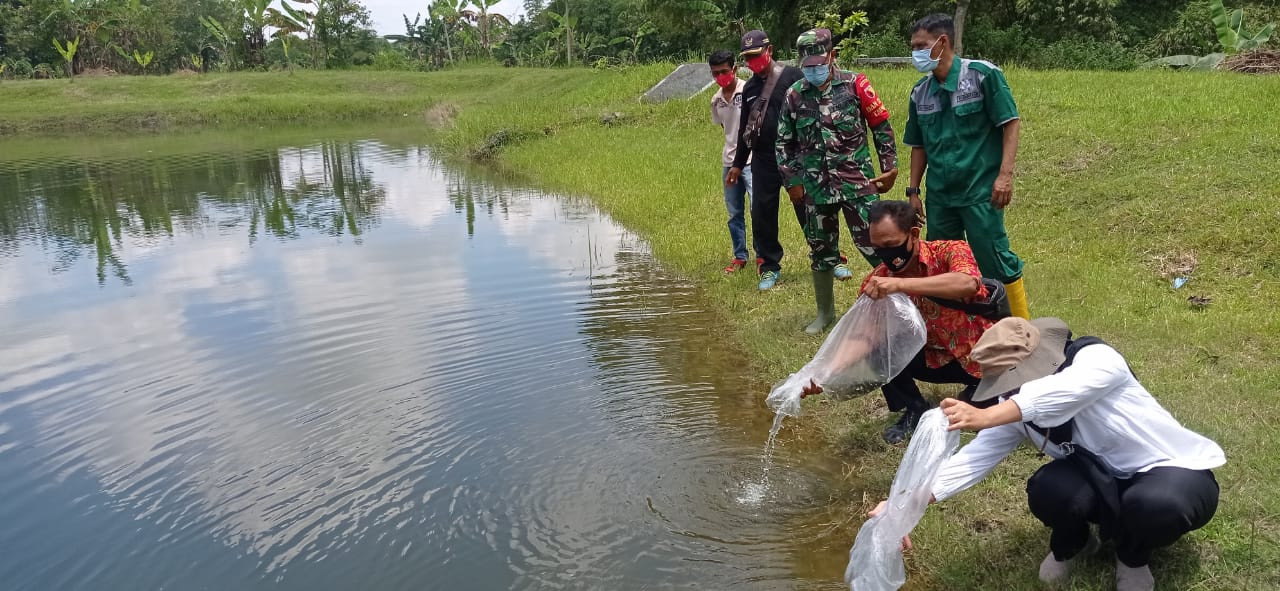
[0,126,855,590]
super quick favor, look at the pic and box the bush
[856,30,906,58]
[1033,37,1142,70]
[964,23,1045,65]
[1144,1,1280,57]
[1145,0,1218,56]
[370,50,412,71]
[962,25,1141,70]
[31,63,61,79]
[2,57,34,79]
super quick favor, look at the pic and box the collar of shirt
[929,56,962,95]
[915,239,939,270]
[713,79,745,106]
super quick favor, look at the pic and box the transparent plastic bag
[765,293,926,417]
[844,408,960,591]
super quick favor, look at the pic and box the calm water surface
[0,127,854,590]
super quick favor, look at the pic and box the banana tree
[268,0,314,68]
[428,0,458,62]
[201,16,236,70]
[429,0,477,63]
[133,49,154,73]
[608,21,656,64]
[40,0,89,37]
[42,0,94,70]
[1150,0,1276,71]
[389,13,429,61]
[471,0,510,57]
[544,7,577,64]
[1211,0,1275,53]
[241,0,275,67]
[53,36,80,80]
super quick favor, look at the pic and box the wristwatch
[905,187,921,197]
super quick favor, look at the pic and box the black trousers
[749,161,806,274]
[1026,460,1219,567]
[881,349,982,413]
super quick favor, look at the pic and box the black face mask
[875,238,914,273]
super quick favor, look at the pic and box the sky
[362,0,528,36]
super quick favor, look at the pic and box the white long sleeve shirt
[931,343,1226,502]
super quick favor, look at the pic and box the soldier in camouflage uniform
[777,28,899,334]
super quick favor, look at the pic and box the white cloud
[363,0,526,36]
[494,192,635,277]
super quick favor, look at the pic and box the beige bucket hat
[970,317,1072,402]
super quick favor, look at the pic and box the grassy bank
[3,67,1278,589]
[0,65,664,136]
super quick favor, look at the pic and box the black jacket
[731,63,804,174]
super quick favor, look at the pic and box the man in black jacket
[726,30,804,291]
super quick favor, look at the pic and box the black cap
[740,30,771,56]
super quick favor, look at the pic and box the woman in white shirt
[927,317,1224,591]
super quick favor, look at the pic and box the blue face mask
[802,64,830,87]
[912,37,943,73]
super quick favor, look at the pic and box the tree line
[1,0,1277,79]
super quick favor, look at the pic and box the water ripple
[0,133,847,591]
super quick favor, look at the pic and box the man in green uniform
[903,13,1030,319]
[777,28,899,334]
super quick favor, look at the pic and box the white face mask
[911,37,943,73]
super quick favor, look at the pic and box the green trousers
[925,199,1024,283]
[803,198,881,271]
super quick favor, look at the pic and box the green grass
[0,66,667,136]
[3,67,1278,589]
[466,67,1280,590]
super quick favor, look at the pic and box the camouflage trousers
[803,198,881,271]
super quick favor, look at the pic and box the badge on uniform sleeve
[854,73,891,127]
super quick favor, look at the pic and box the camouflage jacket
[776,70,897,205]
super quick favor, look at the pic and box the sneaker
[758,270,780,291]
[833,264,853,281]
[1115,561,1155,591]
[1039,535,1100,584]
[724,259,747,274]
[882,407,924,444]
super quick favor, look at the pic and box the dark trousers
[881,349,981,413]
[1026,460,1219,567]
[749,162,806,274]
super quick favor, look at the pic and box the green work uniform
[903,57,1024,283]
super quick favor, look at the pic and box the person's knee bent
[1120,479,1217,543]
[1026,461,1096,526]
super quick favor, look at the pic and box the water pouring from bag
[741,294,926,506]
[765,293,927,417]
